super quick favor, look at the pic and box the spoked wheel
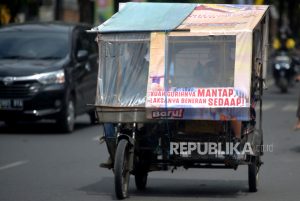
[135,172,148,190]
[248,156,260,192]
[114,139,131,199]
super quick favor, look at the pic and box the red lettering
[211,89,217,97]
[230,98,236,106]
[224,98,229,106]
[218,88,222,96]
[214,98,218,106]
[198,89,205,97]
[222,89,228,97]
[218,98,223,106]
[208,98,213,106]
[237,98,241,106]
[206,89,211,97]
[229,89,234,96]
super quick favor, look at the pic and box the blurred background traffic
[1,0,300,132]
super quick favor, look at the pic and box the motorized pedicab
[90,3,269,199]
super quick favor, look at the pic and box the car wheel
[57,98,75,133]
[4,120,17,127]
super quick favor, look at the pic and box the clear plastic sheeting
[167,35,236,88]
[96,33,150,107]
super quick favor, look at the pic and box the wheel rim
[248,159,259,192]
[67,100,75,131]
[256,166,259,186]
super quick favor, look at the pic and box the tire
[4,120,17,127]
[279,77,288,93]
[248,157,259,192]
[57,98,75,133]
[135,172,147,191]
[280,86,288,93]
[114,139,131,199]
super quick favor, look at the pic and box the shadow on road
[290,145,300,153]
[266,88,298,99]
[79,176,249,199]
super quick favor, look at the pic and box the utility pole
[77,0,95,24]
[54,0,62,20]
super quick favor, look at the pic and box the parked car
[0,22,98,132]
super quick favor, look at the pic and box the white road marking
[0,160,29,171]
[282,105,298,112]
[93,136,100,141]
[261,102,275,111]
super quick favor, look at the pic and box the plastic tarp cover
[167,35,236,88]
[93,2,196,33]
[96,33,150,107]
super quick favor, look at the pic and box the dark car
[0,22,98,132]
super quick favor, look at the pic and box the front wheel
[279,77,288,93]
[114,139,131,199]
[56,98,75,133]
[248,157,259,192]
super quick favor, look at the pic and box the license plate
[0,99,23,110]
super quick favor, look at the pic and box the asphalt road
[1,83,300,201]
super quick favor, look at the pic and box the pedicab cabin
[91,3,269,122]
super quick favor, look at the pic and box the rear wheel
[135,172,147,190]
[248,157,259,192]
[4,120,17,127]
[114,139,131,199]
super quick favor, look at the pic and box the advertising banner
[177,4,268,32]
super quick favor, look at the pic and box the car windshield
[0,31,69,60]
